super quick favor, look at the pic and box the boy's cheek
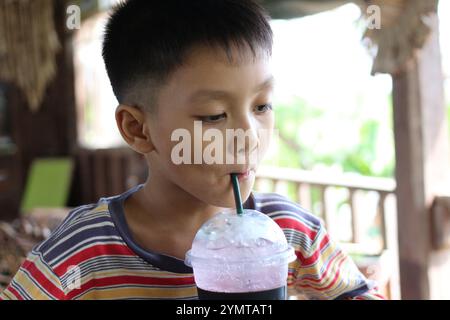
[258,127,274,154]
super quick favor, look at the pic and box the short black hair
[102,0,273,110]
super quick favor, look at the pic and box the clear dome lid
[185,209,296,266]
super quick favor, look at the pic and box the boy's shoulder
[249,191,324,243]
[33,195,128,271]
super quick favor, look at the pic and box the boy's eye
[196,105,272,123]
[255,104,273,114]
[198,113,227,123]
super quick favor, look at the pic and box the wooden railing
[255,166,397,253]
[255,166,399,299]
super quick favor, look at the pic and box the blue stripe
[72,284,197,300]
[60,259,156,282]
[11,280,33,300]
[37,209,111,254]
[41,223,120,262]
[267,211,321,233]
[19,267,57,299]
[335,284,370,300]
[45,237,125,267]
[49,213,113,243]
[40,204,99,244]
[257,203,322,227]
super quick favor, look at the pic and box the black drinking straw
[231,174,244,215]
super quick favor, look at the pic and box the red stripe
[297,248,343,286]
[374,293,386,299]
[296,234,330,266]
[298,254,347,291]
[66,275,195,300]
[5,285,23,300]
[274,218,318,241]
[287,270,296,286]
[54,244,135,275]
[21,259,66,299]
[358,291,385,300]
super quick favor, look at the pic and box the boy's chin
[208,187,253,210]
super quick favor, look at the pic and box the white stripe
[52,237,125,268]
[28,251,65,292]
[19,267,58,300]
[44,204,99,242]
[264,210,319,230]
[11,280,33,300]
[49,235,124,266]
[253,193,286,202]
[59,211,111,232]
[256,200,302,210]
[43,221,116,256]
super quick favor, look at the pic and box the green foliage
[261,96,397,244]
[263,97,395,178]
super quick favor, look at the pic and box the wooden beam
[392,12,450,299]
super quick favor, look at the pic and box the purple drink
[185,209,296,300]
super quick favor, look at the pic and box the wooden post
[392,12,450,299]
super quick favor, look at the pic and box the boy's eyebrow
[255,76,275,92]
[189,76,275,103]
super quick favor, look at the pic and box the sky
[271,4,392,106]
[271,1,449,106]
[268,4,394,173]
[439,0,450,98]
[264,2,450,173]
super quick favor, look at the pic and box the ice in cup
[185,209,296,300]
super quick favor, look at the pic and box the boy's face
[145,45,274,208]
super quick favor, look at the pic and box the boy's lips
[229,168,256,181]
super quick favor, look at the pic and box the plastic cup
[185,209,296,300]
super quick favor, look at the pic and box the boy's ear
[115,104,155,154]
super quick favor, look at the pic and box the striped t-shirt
[0,185,383,300]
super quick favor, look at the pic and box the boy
[1,0,383,300]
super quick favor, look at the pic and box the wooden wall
[69,148,148,206]
[0,0,77,221]
[0,1,150,221]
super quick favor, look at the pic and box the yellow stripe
[296,243,338,274]
[73,269,193,288]
[298,253,347,288]
[288,259,301,270]
[0,289,16,300]
[12,269,54,300]
[92,204,108,213]
[76,286,197,300]
[28,253,63,290]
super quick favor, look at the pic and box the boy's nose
[228,115,260,162]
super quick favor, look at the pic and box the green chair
[20,158,74,215]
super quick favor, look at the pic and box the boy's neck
[122,174,228,259]
[124,169,227,232]
[135,178,225,227]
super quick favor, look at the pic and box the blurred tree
[263,97,395,178]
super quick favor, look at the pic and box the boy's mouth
[230,169,256,181]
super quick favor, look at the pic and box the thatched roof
[0,0,60,112]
